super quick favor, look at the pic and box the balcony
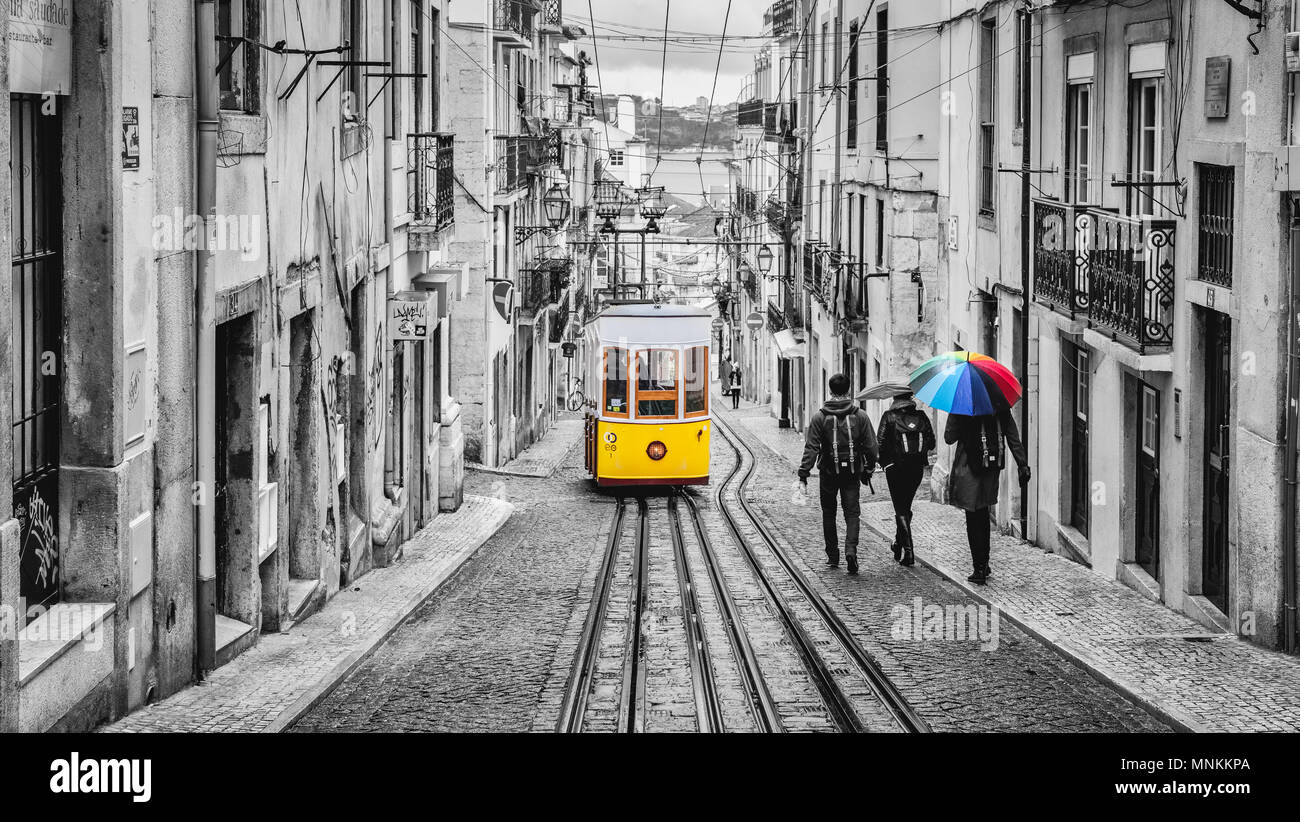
[541,0,563,30]
[550,299,569,344]
[519,267,552,315]
[494,135,543,194]
[803,245,829,308]
[738,100,765,129]
[735,185,758,218]
[408,133,455,231]
[1030,199,1090,318]
[742,263,759,303]
[765,0,794,36]
[766,298,786,333]
[1031,198,1176,353]
[494,0,537,46]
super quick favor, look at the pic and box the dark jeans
[819,470,861,557]
[885,461,925,548]
[731,387,741,408]
[965,508,992,571]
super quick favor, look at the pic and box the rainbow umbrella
[909,351,1022,416]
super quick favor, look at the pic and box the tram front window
[636,349,678,418]
[604,347,629,417]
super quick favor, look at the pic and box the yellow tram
[583,303,713,486]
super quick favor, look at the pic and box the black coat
[798,398,878,480]
[943,409,1028,512]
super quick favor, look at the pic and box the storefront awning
[774,328,806,359]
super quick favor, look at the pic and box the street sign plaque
[745,311,763,331]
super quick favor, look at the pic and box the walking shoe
[967,570,987,585]
[826,550,840,568]
[846,555,859,575]
[900,547,915,567]
[890,542,902,562]
[983,564,992,578]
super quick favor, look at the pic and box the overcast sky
[579,0,771,106]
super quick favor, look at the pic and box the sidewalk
[718,394,1300,732]
[470,417,583,478]
[102,495,513,733]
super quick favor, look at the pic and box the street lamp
[542,180,571,229]
[756,243,774,274]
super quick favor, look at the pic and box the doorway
[1067,342,1090,537]
[1135,381,1160,576]
[1202,311,1231,613]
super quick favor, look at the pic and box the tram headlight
[646,441,668,461]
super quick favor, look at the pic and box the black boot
[826,550,840,568]
[890,542,902,562]
[846,555,859,575]
[900,547,915,567]
[967,569,987,585]
[983,564,992,578]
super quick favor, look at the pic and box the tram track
[557,497,651,733]
[710,413,931,734]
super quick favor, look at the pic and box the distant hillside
[596,93,737,153]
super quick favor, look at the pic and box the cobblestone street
[288,401,1184,733]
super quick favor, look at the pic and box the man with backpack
[877,392,935,567]
[797,374,878,575]
[944,409,1030,585]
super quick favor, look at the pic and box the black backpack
[890,410,929,463]
[969,415,1005,474]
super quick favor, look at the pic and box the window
[1141,385,1159,458]
[1128,75,1162,217]
[875,8,888,151]
[411,0,425,131]
[978,17,997,215]
[818,179,827,239]
[847,21,859,149]
[610,149,624,167]
[874,198,885,268]
[218,0,259,113]
[636,349,678,418]
[1065,80,1093,203]
[1197,164,1235,287]
[604,347,629,417]
[342,0,363,120]
[684,346,708,417]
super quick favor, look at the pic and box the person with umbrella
[909,352,1031,585]
[863,381,935,567]
[798,373,878,575]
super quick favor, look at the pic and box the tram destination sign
[9,0,72,96]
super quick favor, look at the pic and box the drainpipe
[1283,202,1300,653]
[1017,10,1033,539]
[194,0,218,674]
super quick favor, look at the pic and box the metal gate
[11,94,63,617]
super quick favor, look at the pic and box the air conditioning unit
[1287,32,1300,72]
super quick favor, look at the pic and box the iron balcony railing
[494,135,543,193]
[735,185,758,217]
[739,99,765,128]
[1089,210,1176,352]
[519,267,551,314]
[742,262,759,302]
[803,245,829,307]
[494,0,536,40]
[1031,198,1175,352]
[1031,199,1091,318]
[766,298,786,333]
[543,0,562,28]
[408,133,455,230]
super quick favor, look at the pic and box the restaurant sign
[10,0,73,95]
